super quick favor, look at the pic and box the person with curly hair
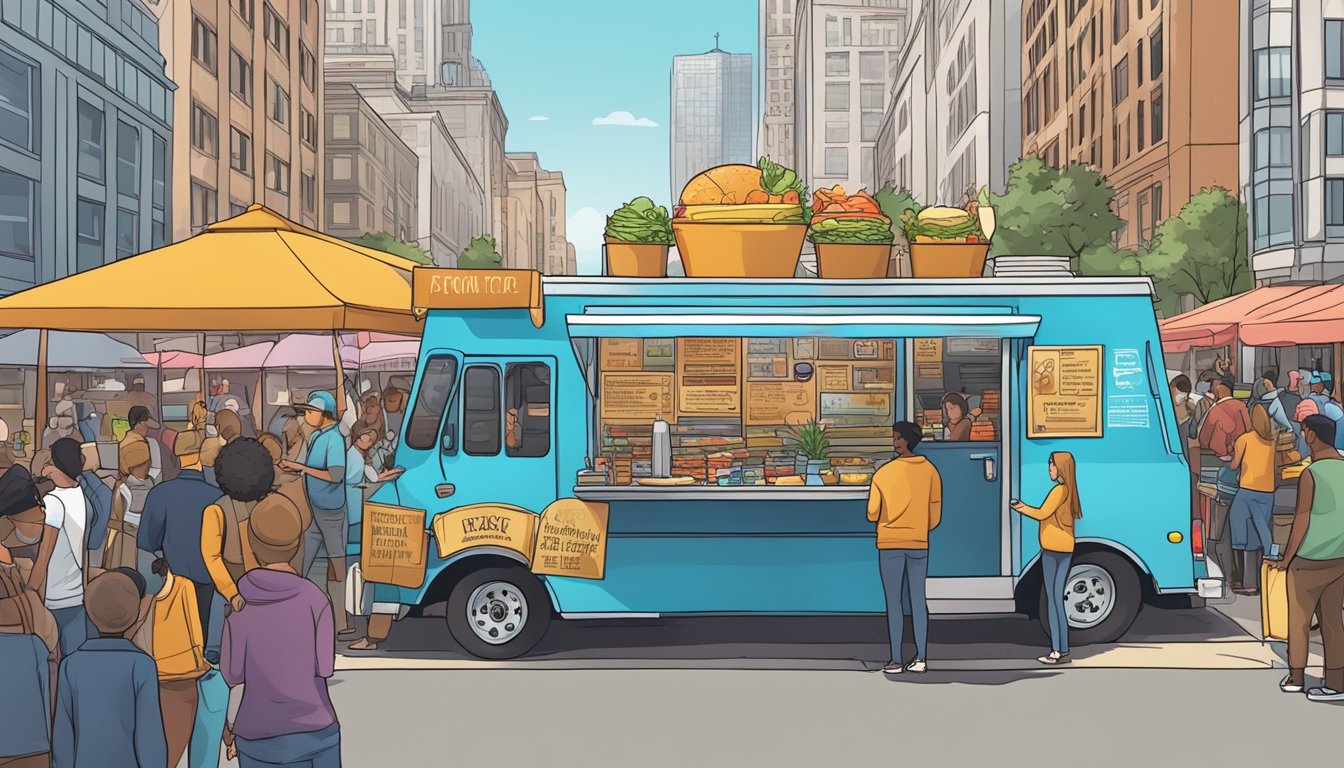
[200,439,278,617]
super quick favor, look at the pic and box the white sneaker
[905,659,927,673]
[1306,687,1344,702]
[1280,676,1304,694]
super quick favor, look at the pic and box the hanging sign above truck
[412,267,545,327]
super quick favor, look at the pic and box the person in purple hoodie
[221,493,340,768]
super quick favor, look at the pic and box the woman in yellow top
[1011,451,1083,665]
[1229,404,1277,596]
[149,557,210,768]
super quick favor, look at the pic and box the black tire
[445,566,552,660]
[1037,551,1142,646]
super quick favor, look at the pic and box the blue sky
[473,1,758,273]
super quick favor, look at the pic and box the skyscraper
[670,39,753,205]
[759,0,797,168]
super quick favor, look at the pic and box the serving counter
[572,485,872,502]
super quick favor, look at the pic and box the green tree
[1143,187,1251,316]
[989,156,1124,261]
[347,232,433,265]
[458,234,502,269]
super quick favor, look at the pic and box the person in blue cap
[1306,372,1344,450]
[280,391,350,638]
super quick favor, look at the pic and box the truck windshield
[405,354,458,449]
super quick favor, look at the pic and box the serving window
[592,336,898,486]
[911,337,1002,443]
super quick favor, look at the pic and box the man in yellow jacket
[867,421,942,675]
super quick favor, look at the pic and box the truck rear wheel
[445,566,551,660]
[1037,551,1142,646]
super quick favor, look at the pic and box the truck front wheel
[445,566,552,660]
[1037,551,1142,646]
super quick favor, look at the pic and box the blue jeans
[51,605,87,657]
[1041,550,1072,654]
[236,723,341,768]
[189,669,229,768]
[1229,488,1275,555]
[878,549,929,663]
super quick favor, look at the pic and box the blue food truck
[352,271,1221,659]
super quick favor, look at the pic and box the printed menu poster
[819,366,850,392]
[915,338,942,363]
[361,503,430,589]
[599,339,644,370]
[600,372,674,423]
[531,499,610,580]
[745,380,817,425]
[677,337,741,415]
[1028,345,1103,438]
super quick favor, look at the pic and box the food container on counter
[814,243,893,279]
[908,242,990,278]
[604,240,669,278]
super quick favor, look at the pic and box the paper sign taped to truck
[1028,345,1103,438]
[360,503,430,589]
[430,499,611,580]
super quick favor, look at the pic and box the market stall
[0,205,422,432]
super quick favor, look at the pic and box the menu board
[600,372,674,422]
[600,339,644,370]
[915,338,942,363]
[745,380,817,425]
[643,338,674,370]
[676,338,741,415]
[746,338,790,380]
[819,366,850,391]
[361,503,429,589]
[1027,345,1103,438]
[821,393,891,418]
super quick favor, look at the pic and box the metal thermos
[652,416,670,478]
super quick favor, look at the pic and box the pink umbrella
[263,334,359,369]
[206,341,275,369]
[358,340,421,365]
[142,351,204,368]
[351,331,418,349]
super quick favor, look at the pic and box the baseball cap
[293,390,337,416]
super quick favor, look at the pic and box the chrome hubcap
[467,581,528,645]
[1064,564,1115,628]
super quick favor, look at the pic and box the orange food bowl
[908,243,990,278]
[604,240,669,277]
[673,222,807,278]
[814,243,892,279]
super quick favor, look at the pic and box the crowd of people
[0,384,409,767]
[1171,359,1344,704]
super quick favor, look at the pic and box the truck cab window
[405,355,458,450]
[506,362,551,458]
[463,365,502,456]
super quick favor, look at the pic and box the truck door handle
[435,483,456,498]
[968,454,996,482]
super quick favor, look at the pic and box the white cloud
[528,115,550,121]
[592,110,659,128]
[568,206,606,274]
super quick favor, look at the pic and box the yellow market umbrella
[0,205,422,334]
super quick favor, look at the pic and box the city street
[224,596,1340,767]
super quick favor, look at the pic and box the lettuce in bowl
[605,197,674,245]
[808,217,895,244]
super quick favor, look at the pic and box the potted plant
[672,157,808,278]
[874,185,924,276]
[806,186,895,278]
[900,187,991,278]
[789,419,831,486]
[605,197,674,277]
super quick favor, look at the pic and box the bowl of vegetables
[604,197,674,277]
[900,200,991,278]
[671,157,808,278]
[807,186,895,279]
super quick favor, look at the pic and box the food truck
[353,269,1222,659]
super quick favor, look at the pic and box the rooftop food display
[673,157,809,277]
[901,205,985,244]
[807,187,895,245]
[604,197,675,277]
[898,195,993,278]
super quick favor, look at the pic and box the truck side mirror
[441,432,455,453]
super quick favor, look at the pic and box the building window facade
[265,153,289,194]
[191,181,217,231]
[151,135,166,246]
[300,108,317,148]
[230,127,252,173]
[76,199,104,272]
[264,4,290,59]
[1255,126,1291,169]
[230,49,252,104]
[1328,20,1344,80]
[117,122,140,199]
[824,146,848,176]
[1254,47,1291,100]
[0,47,38,154]
[825,82,849,111]
[192,15,218,74]
[0,170,35,266]
[1329,113,1344,157]
[268,78,289,126]
[77,99,104,181]
[301,172,315,212]
[191,102,218,157]
[116,209,138,260]
[1253,192,1293,250]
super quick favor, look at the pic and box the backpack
[79,471,114,554]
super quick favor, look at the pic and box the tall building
[670,41,753,204]
[323,79,419,245]
[1241,1,1342,283]
[150,0,323,240]
[324,48,485,264]
[325,0,389,47]
[876,1,1021,205]
[0,0,174,294]
[1022,0,1238,251]
[503,152,542,271]
[537,167,570,274]
[759,0,797,167]
[794,1,909,195]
